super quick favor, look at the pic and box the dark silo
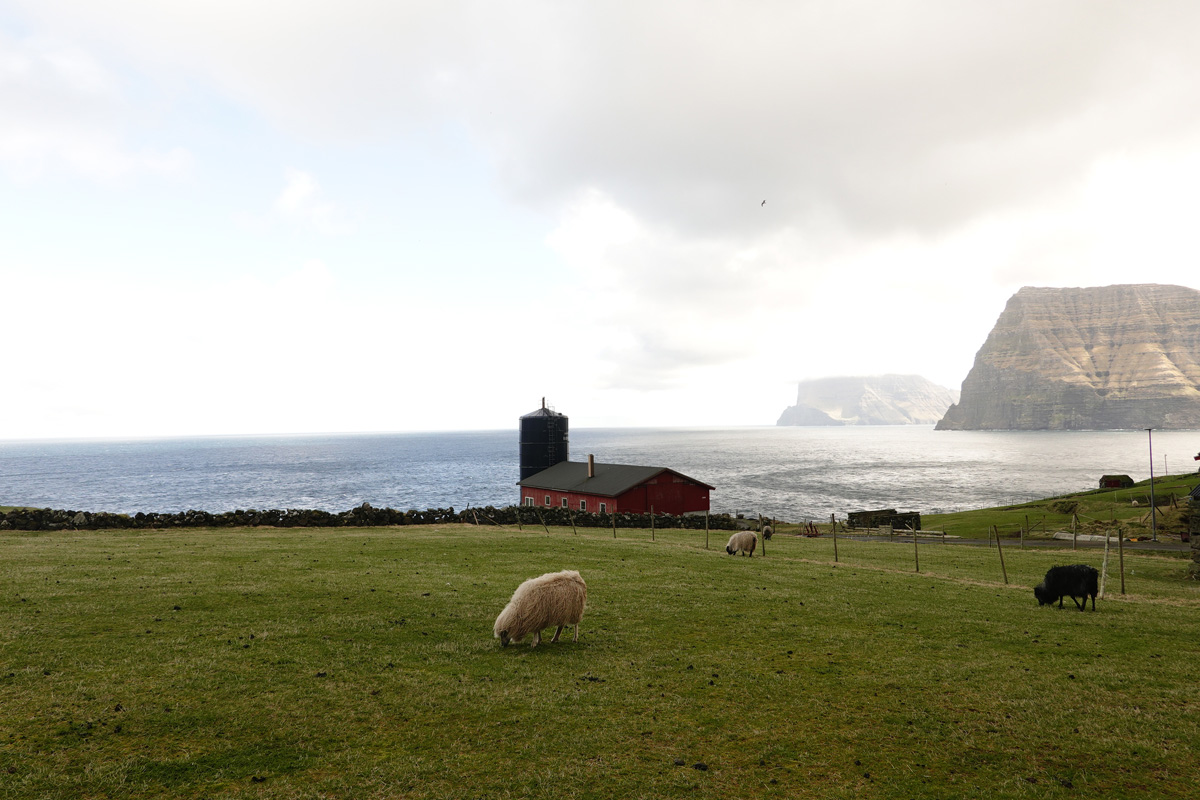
[520,398,569,481]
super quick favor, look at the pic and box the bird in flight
[761,200,765,206]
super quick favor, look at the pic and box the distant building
[517,401,713,515]
[518,454,712,515]
[1099,474,1134,489]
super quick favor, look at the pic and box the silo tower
[519,399,569,481]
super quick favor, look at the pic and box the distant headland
[937,284,1200,430]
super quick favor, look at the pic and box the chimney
[588,454,595,478]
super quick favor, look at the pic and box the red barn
[518,455,712,515]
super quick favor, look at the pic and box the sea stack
[936,284,1200,430]
[777,375,957,426]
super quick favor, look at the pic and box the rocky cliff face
[937,284,1200,430]
[777,375,958,426]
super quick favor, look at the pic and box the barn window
[599,502,607,513]
[579,499,587,511]
[544,495,551,506]
[524,497,534,506]
[561,498,568,508]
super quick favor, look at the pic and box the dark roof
[518,460,714,497]
[521,406,565,419]
[1190,483,1200,499]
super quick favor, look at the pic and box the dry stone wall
[0,503,736,533]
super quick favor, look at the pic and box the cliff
[936,284,1200,430]
[777,375,959,426]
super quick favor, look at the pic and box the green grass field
[922,473,1199,540]
[2,523,1198,799]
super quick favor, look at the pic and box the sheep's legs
[531,630,541,648]
[551,625,564,643]
[1071,596,1085,611]
[572,623,579,642]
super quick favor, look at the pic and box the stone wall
[0,503,737,533]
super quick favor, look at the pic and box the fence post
[651,506,655,541]
[1099,529,1110,598]
[912,525,920,573]
[832,522,839,563]
[537,510,550,535]
[568,509,577,536]
[1118,525,1126,595]
[515,506,523,531]
[759,515,766,557]
[995,526,1008,584]
[705,511,710,550]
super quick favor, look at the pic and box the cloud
[273,168,351,234]
[7,1,1200,433]
[0,29,191,181]
[14,2,1200,228]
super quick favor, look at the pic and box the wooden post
[651,506,655,541]
[1118,525,1126,595]
[471,509,480,526]
[832,522,839,563]
[705,511,710,550]
[1099,529,1110,598]
[568,509,577,536]
[515,506,523,531]
[1072,513,1078,550]
[995,525,1008,585]
[612,511,617,539]
[1021,515,1027,547]
[912,525,920,573]
[759,515,765,557]
[537,510,550,535]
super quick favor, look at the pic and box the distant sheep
[725,530,757,557]
[493,570,587,647]
[1034,564,1099,611]
[761,524,773,540]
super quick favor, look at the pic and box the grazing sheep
[1034,564,1099,611]
[761,524,773,540]
[725,530,758,557]
[493,570,587,647]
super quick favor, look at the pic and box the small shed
[518,455,712,516]
[1099,474,1134,489]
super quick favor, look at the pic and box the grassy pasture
[1,524,1198,799]
[920,473,1199,540]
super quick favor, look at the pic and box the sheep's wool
[494,570,587,647]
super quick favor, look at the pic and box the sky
[4,1,1200,440]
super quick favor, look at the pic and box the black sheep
[1034,564,1099,611]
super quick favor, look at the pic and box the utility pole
[1146,428,1158,542]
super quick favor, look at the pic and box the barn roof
[518,460,714,497]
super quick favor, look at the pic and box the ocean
[2,426,1197,522]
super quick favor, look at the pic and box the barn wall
[520,488,616,513]
[616,476,710,515]
[520,475,711,515]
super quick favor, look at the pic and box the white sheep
[493,570,587,648]
[726,530,758,557]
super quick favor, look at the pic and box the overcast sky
[4,1,1200,439]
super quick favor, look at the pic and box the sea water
[1,426,1197,522]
